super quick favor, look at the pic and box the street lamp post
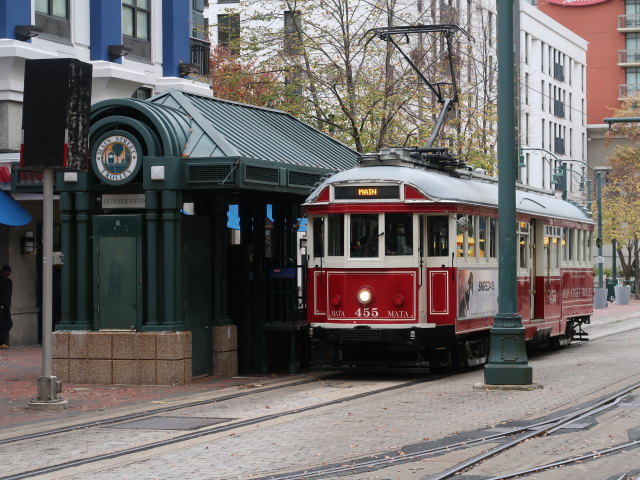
[483,0,532,386]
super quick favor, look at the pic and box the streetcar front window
[312,216,324,258]
[427,216,449,256]
[350,214,379,257]
[385,213,413,255]
[328,214,344,256]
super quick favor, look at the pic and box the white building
[517,0,588,196]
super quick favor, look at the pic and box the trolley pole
[484,0,532,385]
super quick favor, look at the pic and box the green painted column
[596,172,604,289]
[59,192,75,328]
[162,190,179,328]
[212,193,232,326]
[75,192,92,329]
[145,191,160,327]
[484,0,532,385]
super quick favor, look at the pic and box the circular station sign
[92,131,142,185]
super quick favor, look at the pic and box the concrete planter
[593,287,608,309]
[614,285,631,305]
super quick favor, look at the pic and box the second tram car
[304,148,594,370]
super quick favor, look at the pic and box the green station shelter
[15,90,357,384]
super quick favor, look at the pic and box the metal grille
[340,329,383,342]
[123,36,152,63]
[17,170,43,185]
[187,164,231,183]
[289,171,320,187]
[35,13,70,42]
[190,37,211,75]
[246,165,279,184]
[110,416,231,431]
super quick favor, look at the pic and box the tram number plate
[355,307,379,317]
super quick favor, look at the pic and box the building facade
[517,0,588,196]
[0,0,211,347]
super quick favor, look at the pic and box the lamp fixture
[108,44,132,58]
[15,25,42,41]
[21,230,35,255]
[179,63,200,76]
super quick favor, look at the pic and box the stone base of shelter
[212,324,238,377]
[52,331,192,385]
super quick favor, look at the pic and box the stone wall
[53,331,192,385]
[212,324,238,376]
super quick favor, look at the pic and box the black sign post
[22,59,92,410]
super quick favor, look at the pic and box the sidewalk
[0,347,313,429]
[2,298,639,429]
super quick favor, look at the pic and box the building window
[218,14,240,54]
[132,87,153,100]
[123,0,150,40]
[36,0,68,18]
[35,0,70,42]
[122,1,151,62]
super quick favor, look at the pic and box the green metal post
[59,192,74,327]
[146,191,159,326]
[75,192,92,329]
[162,190,178,327]
[561,164,567,201]
[484,0,532,385]
[612,239,617,285]
[597,171,603,289]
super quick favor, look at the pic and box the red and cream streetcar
[303,147,594,370]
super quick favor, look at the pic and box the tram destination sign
[334,185,400,200]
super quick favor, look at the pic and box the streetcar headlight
[357,287,372,305]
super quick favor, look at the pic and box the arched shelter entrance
[46,90,357,383]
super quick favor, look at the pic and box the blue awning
[0,190,32,226]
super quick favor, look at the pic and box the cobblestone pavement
[1,299,640,480]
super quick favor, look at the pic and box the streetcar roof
[305,165,593,223]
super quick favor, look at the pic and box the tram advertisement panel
[457,269,499,319]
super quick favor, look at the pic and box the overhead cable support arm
[364,24,473,148]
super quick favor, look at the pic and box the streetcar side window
[586,231,592,263]
[518,222,529,270]
[456,214,473,258]
[568,228,575,261]
[478,217,487,258]
[427,215,449,256]
[385,213,413,255]
[467,216,476,258]
[327,214,344,256]
[312,216,324,258]
[489,218,497,258]
[350,214,379,257]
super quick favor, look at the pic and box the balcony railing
[618,49,640,65]
[619,84,640,98]
[618,14,640,30]
[190,37,211,76]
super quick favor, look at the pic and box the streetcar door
[529,221,536,319]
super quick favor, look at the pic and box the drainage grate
[109,416,232,431]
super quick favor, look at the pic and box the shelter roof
[148,90,358,170]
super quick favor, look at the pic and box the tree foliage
[602,99,640,295]
[210,0,498,168]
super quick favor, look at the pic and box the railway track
[252,379,640,480]
[1,374,437,480]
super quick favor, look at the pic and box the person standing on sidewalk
[0,265,13,348]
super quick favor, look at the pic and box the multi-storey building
[206,0,587,194]
[517,0,588,196]
[0,0,211,347]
